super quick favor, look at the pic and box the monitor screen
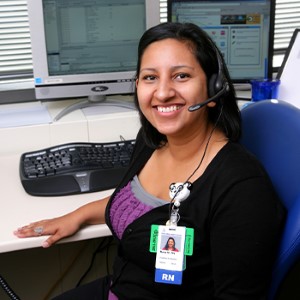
[168,0,275,83]
[27,0,160,101]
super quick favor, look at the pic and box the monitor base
[53,96,136,122]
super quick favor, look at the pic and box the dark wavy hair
[134,22,241,148]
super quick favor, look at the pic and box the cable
[75,236,114,287]
[43,237,114,299]
[43,242,88,300]
[168,105,224,221]
[0,274,21,300]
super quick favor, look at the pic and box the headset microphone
[188,82,229,112]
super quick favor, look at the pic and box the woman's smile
[156,105,183,113]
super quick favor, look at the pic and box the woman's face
[136,38,213,139]
[168,238,175,248]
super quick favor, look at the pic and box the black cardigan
[105,132,285,300]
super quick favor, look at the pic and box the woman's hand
[13,197,110,248]
[13,212,82,248]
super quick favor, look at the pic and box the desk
[0,98,140,253]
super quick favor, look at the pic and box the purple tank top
[109,181,154,239]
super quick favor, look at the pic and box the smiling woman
[14,22,285,300]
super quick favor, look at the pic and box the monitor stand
[53,95,136,122]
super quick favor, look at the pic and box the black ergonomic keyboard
[20,139,136,196]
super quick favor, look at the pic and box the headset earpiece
[208,47,228,98]
[188,40,230,112]
[208,73,218,97]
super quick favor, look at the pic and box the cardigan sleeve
[210,175,285,299]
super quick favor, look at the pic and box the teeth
[157,105,180,113]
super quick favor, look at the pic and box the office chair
[239,99,300,299]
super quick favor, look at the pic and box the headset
[188,44,230,112]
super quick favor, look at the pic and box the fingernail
[42,241,50,248]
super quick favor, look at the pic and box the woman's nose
[155,79,176,101]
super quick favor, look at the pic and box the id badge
[154,225,186,285]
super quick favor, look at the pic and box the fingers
[13,216,78,248]
[14,220,49,237]
[13,220,59,247]
[42,234,62,248]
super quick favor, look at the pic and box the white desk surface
[0,97,140,253]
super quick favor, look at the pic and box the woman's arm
[211,177,284,299]
[14,196,110,248]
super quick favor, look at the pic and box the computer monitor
[27,0,160,120]
[168,0,275,84]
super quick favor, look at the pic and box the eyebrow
[139,65,195,73]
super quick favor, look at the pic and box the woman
[14,22,285,299]
[162,237,179,252]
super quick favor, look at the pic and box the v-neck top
[110,175,166,239]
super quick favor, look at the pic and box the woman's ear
[135,78,139,89]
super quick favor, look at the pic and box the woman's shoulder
[219,142,263,167]
[211,141,269,180]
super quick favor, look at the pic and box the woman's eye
[175,73,190,80]
[143,75,156,81]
